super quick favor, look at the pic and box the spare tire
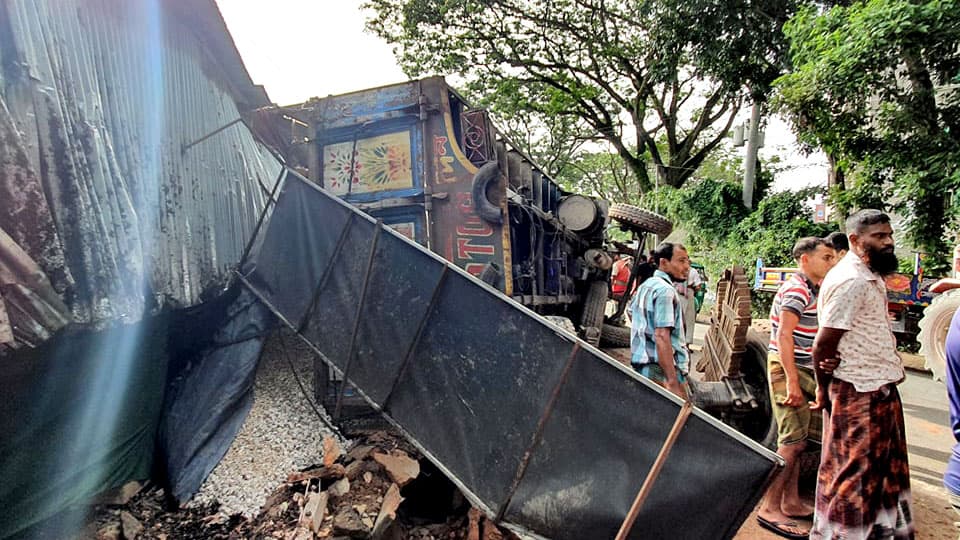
[609,203,673,236]
[472,162,503,224]
[579,280,608,346]
[600,323,631,348]
[738,329,778,450]
[918,289,960,382]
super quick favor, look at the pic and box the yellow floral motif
[323,131,413,195]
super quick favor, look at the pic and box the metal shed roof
[0,0,282,349]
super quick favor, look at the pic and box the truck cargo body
[271,77,607,314]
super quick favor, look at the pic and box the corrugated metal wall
[0,0,282,348]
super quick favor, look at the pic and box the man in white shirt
[810,210,913,540]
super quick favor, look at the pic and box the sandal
[757,515,809,540]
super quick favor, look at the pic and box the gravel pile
[189,332,344,517]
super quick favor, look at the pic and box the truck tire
[918,289,960,382]
[579,280,608,346]
[608,203,673,236]
[600,323,632,348]
[472,162,503,224]
[739,329,778,450]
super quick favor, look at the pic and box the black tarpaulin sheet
[241,172,781,540]
[158,285,273,503]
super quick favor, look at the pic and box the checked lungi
[811,378,915,540]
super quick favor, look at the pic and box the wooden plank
[701,265,754,380]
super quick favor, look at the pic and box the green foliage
[653,179,751,247]
[645,175,832,316]
[897,255,918,275]
[723,191,834,317]
[364,0,797,192]
[726,187,834,267]
[484,110,592,181]
[774,0,960,271]
[554,151,641,205]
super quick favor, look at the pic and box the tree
[642,176,829,314]
[364,0,796,192]
[774,0,960,269]
[491,110,593,180]
[554,150,640,204]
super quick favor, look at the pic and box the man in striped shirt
[758,237,837,539]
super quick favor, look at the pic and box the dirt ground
[734,481,957,539]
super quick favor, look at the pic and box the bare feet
[781,502,814,519]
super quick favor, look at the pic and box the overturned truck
[1,3,780,538]
[244,78,783,538]
[263,78,781,448]
[263,77,627,339]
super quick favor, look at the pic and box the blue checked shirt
[630,270,689,375]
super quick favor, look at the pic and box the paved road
[689,321,957,538]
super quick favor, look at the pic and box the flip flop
[757,515,809,540]
[785,512,814,520]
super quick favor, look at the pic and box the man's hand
[813,327,845,414]
[818,356,839,375]
[782,380,805,407]
[809,386,830,412]
[666,379,688,400]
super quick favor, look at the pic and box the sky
[215,0,406,105]
[215,0,827,192]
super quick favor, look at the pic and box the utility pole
[742,102,762,209]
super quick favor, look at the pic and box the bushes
[646,179,834,316]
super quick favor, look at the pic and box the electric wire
[276,329,343,438]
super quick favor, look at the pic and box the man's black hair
[652,242,686,265]
[792,237,827,261]
[845,209,891,236]
[825,231,849,252]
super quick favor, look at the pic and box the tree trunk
[826,152,845,227]
[901,47,949,263]
[622,151,652,193]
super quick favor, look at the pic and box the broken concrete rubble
[119,510,143,539]
[84,430,521,539]
[299,491,328,534]
[328,477,350,498]
[372,451,420,487]
[323,436,344,468]
[371,483,403,539]
[344,458,366,480]
[96,522,122,540]
[332,507,368,537]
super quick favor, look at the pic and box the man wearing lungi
[811,210,914,539]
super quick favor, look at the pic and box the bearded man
[811,210,914,540]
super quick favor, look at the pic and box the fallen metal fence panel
[239,170,781,540]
